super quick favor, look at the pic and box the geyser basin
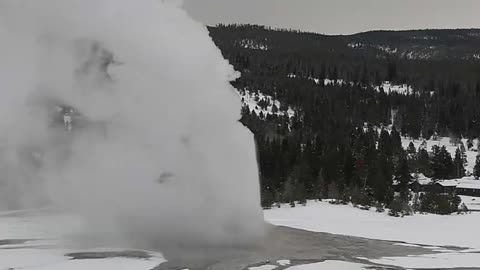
[0,0,264,248]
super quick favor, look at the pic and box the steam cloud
[0,0,264,248]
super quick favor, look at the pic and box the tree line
[208,24,480,214]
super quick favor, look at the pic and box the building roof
[457,179,480,190]
[410,173,433,185]
[435,179,459,187]
[407,176,480,190]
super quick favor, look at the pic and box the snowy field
[265,201,480,269]
[0,248,165,270]
[0,211,166,270]
[0,210,371,270]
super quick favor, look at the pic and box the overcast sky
[183,0,480,35]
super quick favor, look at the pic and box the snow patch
[239,90,295,118]
[286,260,367,270]
[236,39,269,51]
[374,45,397,54]
[369,252,480,269]
[249,265,278,270]
[375,81,413,95]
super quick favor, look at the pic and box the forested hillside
[208,24,480,212]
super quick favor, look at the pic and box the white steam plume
[0,0,264,248]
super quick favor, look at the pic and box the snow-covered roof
[411,177,480,189]
[435,180,458,187]
[457,179,480,190]
[460,195,480,211]
[411,173,433,185]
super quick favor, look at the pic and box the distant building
[409,173,433,192]
[432,180,458,194]
[456,178,480,197]
[408,175,480,197]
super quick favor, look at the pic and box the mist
[0,0,264,249]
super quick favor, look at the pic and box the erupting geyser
[0,0,264,248]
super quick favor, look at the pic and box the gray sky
[183,0,480,34]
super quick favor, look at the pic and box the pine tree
[407,142,416,156]
[431,145,454,179]
[420,139,428,150]
[296,182,307,206]
[453,148,466,178]
[261,189,275,209]
[440,146,454,179]
[460,142,468,166]
[467,138,474,150]
[369,153,393,204]
[343,149,355,187]
[390,127,402,155]
[416,147,431,176]
[283,176,296,206]
[328,182,340,201]
[406,142,417,171]
[314,169,326,199]
[474,154,480,180]
[378,129,393,156]
[396,155,411,201]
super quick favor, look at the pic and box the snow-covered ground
[238,89,295,118]
[250,260,367,270]
[0,248,165,270]
[374,81,413,95]
[288,73,417,96]
[370,252,480,269]
[3,204,480,270]
[265,201,480,269]
[0,211,165,270]
[287,73,347,87]
[286,261,367,270]
[402,137,478,174]
[265,201,480,248]
[235,39,269,51]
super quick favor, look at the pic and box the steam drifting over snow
[0,0,263,249]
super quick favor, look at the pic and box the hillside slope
[209,25,480,209]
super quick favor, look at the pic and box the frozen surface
[286,261,367,270]
[370,252,480,269]
[0,211,165,270]
[265,201,480,268]
[249,265,278,270]
[249,261,367,270]
[0,249,165,270]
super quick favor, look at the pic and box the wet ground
[0,223,476,270]
[153,224,470,270]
